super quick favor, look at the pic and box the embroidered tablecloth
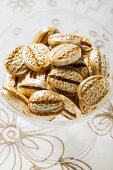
[0,1,113,170]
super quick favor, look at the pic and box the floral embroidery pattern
[72,0,107,14]
[58,157,92,170]
[31,157,92,170]
[89,30,107,48]
[0,107,92,170]
[8,0,35,13]
[88,102,113,138]
[74,29,110,48]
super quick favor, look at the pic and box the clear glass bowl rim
[0,10,113,128]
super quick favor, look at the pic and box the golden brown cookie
[7,76,19,89]
[25,70,37,79]
[2,75,28,105]
[5,46,29,77]
[24,70,46,81]
[48,44,81,66]
[28,90,64,116]
[48,33,82,47]
[19,78,51,97]
[61,94,81,119]
[8,75,25,88]
[47,66,83,96]
[48,33,92,58]
[77,75,110,107]
[3,87,28,105]
[33,26,60,45]
[90,48,109,78]
[23,43,50,72]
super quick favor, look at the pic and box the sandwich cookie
[28,90,64,116]
[33,26,60,45]
[19,78,51,97]
[2,87,28,105]
[7,76,20,89]
[48,44,81,66]
[90,48,109,78]
[8,75,25,91]
[28,90,81,120]
[5,46,29,77]
[47,66,83,96]
[61,94,81,119]
[48,33,92,57]
[2,75,28,104]
[48,33,82,47]
[23,43,50,72]
[77,75,110,107]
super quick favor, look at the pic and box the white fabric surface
[0,1,113,170]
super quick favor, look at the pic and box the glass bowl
[0,10,113,128]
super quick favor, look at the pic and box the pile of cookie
[2,26,110,121]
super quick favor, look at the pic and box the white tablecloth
[0,1,113,170]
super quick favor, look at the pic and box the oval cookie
[5,46,29,77]
[29,90,64,116]
[90,48,109,78]
[48,44,81,66]
[23,43,50,72]
[47,66,83,96]
[77,75,110,107]
[19,78,51,97]
[33,26,60,45]
[48,33,81,47]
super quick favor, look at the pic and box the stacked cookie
[3,26,110,121]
